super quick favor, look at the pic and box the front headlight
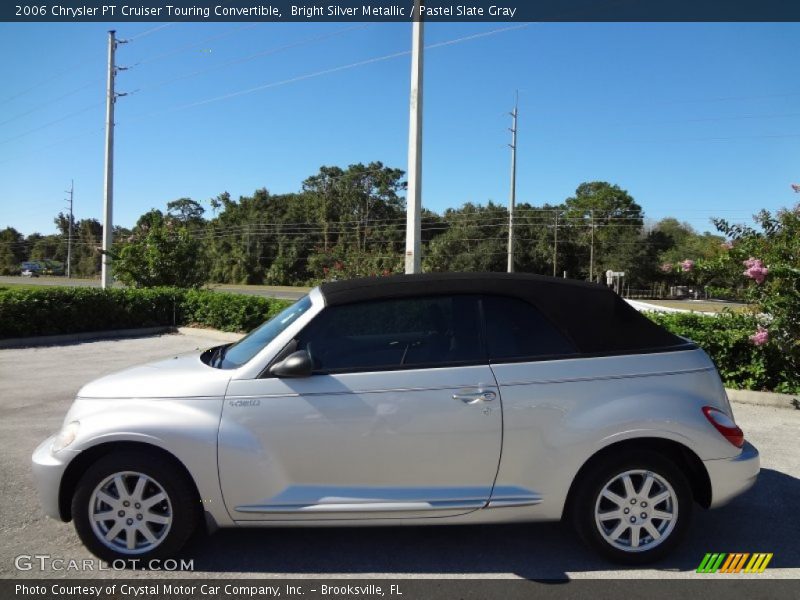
[51,421,80,453]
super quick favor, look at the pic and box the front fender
[60,397,233,527]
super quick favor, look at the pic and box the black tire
[571,451,693,565]
[71,451,200,564]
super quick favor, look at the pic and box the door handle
[452,391,496,404]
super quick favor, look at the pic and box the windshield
[213,295,312,369]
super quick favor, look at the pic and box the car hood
[76,352,232,399]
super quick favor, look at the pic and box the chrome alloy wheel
[594,469,677,553]
[88,471,173,555]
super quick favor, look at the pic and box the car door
[218,294,503,521]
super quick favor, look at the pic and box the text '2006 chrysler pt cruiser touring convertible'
[32,273,759,564]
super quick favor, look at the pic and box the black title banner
[5,1,800,23]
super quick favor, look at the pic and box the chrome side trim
[486,496,542,508]
[235,485,544,514]
[234,500,486,514]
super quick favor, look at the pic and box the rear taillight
[703,406,744,448]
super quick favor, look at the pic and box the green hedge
[181,289,291,332]
[0,287,292,338]
[646,311,798,394]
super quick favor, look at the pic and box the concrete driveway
[1,333,798,580]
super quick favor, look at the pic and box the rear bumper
[704,441,760,508]
[31,435,76,521]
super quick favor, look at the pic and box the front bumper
[31,435,77,521]
[703,440,760,508]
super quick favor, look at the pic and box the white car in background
[32,273,759,564]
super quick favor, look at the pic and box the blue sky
[1,21,798,237]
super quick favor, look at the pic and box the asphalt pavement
[0,333,798,580]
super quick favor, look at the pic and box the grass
[0,283,62,292]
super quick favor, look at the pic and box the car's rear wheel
[571,451,692,564]
[72,451,199,563]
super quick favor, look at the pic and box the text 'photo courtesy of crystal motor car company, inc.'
[32,273,759,565]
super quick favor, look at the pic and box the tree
[111,210,206,288]
[514,203,573,276]
[167,198,205,224]
[27,233,61,262]
[75,219,103,277]
[302,162,406,276]
[0,227,25,274]
[651,218,731,292]
[202,163,407,285]
[563,182,648,283]
[424,202,507,272]
[653,218,725,264]
[48,213,104,277]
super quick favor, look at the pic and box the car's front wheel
[72,451,199,563]
[571,451,692,564]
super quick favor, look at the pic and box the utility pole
[101,30,127,289]
[507,91,518,273]
[589,208,595,282]
[65,179,73,278]
[552,209,558,277]
[404,0,423,274]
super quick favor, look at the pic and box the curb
[625,299,717,316]
[0,326,246,349]
[726,388,799,410]
[0,326,176,349]
[177,327,244,343]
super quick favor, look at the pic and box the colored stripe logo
[697,553,773,573]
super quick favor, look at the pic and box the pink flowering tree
[713,205,800,391]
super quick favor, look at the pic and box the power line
[133,24,370,94]
[0,62,100,107]
[131,23,261,66]
[137,24,529,116]
[0,127,104,166]
[0,103,102,146]
[126,23,173,42]
[0,81,102,128]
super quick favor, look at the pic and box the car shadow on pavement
[179,469,799,579]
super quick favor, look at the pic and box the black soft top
[319,272,688,355]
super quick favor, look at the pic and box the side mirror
[269,350,313,378]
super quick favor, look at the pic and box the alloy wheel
[593,469,678,553]
[88,471,173,555]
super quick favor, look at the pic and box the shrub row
[646,311,798,395]
[0,287,292,338]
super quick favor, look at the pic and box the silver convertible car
[32,273,759,564]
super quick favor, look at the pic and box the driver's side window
[294,295,483,373]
